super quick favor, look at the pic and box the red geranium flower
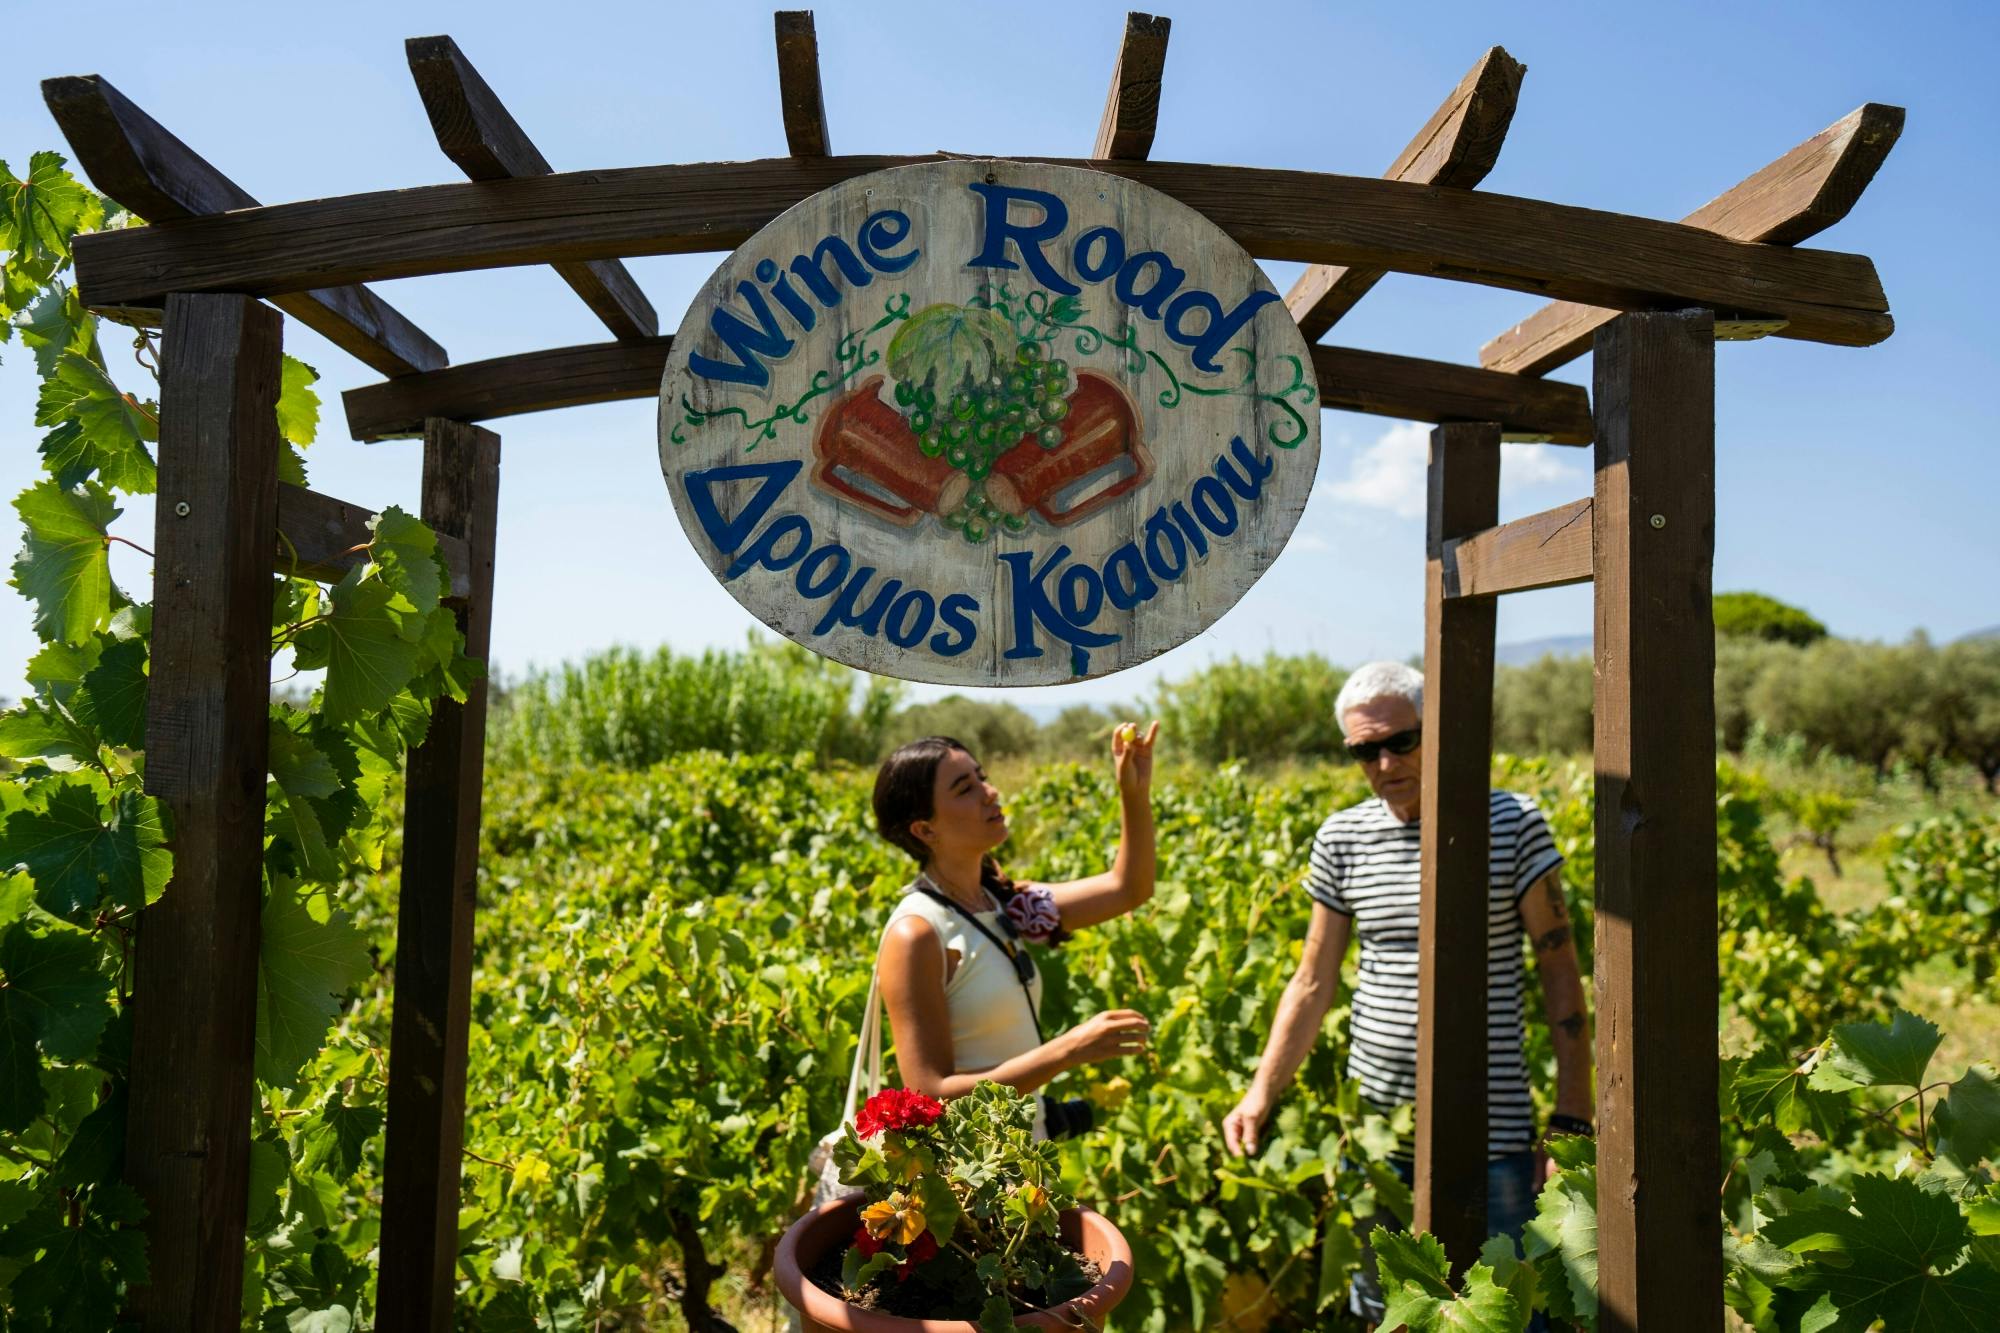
[894,1229,940,1282]
[856,1087,946,1137]
[852,1223,883,1258]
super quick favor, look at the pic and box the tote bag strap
[839,964,883,1126]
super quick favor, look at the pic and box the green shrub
[1147,653,1348,766]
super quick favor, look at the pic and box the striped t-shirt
[1305,790,1564,1157]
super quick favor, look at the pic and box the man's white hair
[1335,661,1425,729]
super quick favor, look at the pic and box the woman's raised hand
[1112,720,1160,797]
[1060,1009,1151,1067]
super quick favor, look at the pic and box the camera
[1040,1095,1095,1140]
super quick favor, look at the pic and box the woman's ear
[908,819,935,851]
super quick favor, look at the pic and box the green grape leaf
[74,636,147,749]
[1522,1162,1598,1328]
[50,1083,124,1190]
[1479,1233,1540,1324]
[2,1198,148,1332]
[245,1134,289,1234]
[0,921,111,1063]
[367,506,442,617]
[1762,1174,2000,1331]
[1813,1010,1942,1091]
[33,353,157,495]
[885,302,1016,394]
[254,881,371,1087]
[297,1095,383,1182]
[278,355,321,445]
[279,440,310,488]
[1734,1048,1846,1138]
[0,778,169,918]
[319,569,424,724]
[25,634,101,705]
[12,480,121,646]
[1934,1064,2000,1173]
[0,698,97,767]
[14,285,93,379]
[0,993,43,1132]
[1372,1229,1523,1333]
[0,153,106,267]
[1317,1204,1361,1311]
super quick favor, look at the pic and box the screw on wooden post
[127,292,283,1330]
[1415,420,1502,1270]
[1591,308,1721,1332]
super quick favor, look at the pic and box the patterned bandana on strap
[1002,886,1062,943]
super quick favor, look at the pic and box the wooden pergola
[42,11,1901,1331]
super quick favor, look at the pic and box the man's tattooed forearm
[1543,876,1567,918]
[1534,925,1572,953]
[1557,1012,1586,1038]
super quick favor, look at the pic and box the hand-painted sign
[658,160,1320,685]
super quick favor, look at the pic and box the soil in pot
[806,1241,1104,1319]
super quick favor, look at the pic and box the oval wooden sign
[659,160,1320,686]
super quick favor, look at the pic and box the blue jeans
[1347,1149,1546,1330]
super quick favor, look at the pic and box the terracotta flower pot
[775,1195,1134,1331]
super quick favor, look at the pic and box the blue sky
[3,0,1994,708]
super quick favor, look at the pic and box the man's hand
[1222,1088,1272,1157]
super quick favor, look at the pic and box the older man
[1221,661,1592,1326]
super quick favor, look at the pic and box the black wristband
[1545,1112,1594,1138]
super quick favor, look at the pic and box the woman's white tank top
[883,886,1043,1076]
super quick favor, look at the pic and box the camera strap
[913,880,1044,1044]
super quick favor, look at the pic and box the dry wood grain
[342,335,1587,442]
[1591,310,1722,1331]
[275,482,472,598]
[775,11,833,157]
[41,74,446,377]
[377,419,501,1330]
[128,294,283,1330]
[68,154,1891,350]
[406,36,657,340]
[1415,421,1501,1270]
[1483,104,1904,375]
[1093,13,1171,160]
[1441,497,1593,598]
[1287,47,1524,340]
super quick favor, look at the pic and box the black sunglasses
[1345,728,1422,765]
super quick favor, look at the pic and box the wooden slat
[41,74,445,377]
[775,11,832,156]
[1483,103,1904,375]
[1288,47,1524,340]
[1093,13,1172,160]
[275,482,472,598]
[68,155,1892,351]
[406,36,658,341]
[376,419,501,1330]
[1310,345,1592,444]
[1441,497,1593,598]
[1591,310,1721,1331]
[340,334,1583,442]
[127,293,283,1330]
[1415,420,1501,1270]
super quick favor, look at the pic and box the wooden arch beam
[406,36,659,340]
[41,74,447,377]
[1287,46,1525,341]
[69,155,1891,350]
[1482,103,1905,375]
[339,333,1591,444]
[775,11,832,156]
[1094,12,1172,160]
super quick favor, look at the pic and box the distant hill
[1959,625,2000,643]
[1495,634,1592,666]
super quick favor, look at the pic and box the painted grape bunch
[885,302,1075,543]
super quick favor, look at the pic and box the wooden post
[376,419,501,1331]
[1415,421,1501,1268]
[127,293,282,1330]
[1591,309,1720,1332]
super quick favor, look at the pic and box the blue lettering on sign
[964,183,1282,372]
[688,209,921,388]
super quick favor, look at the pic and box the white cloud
[1320,421,1430,519]
[1317,424,1587,521]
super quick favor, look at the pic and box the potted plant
[775,1082,1134,1330]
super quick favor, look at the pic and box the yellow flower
[861,1191,927,1245]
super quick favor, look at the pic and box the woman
[869,724,1159,1136]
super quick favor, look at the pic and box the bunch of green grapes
[893,338,1074,543]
